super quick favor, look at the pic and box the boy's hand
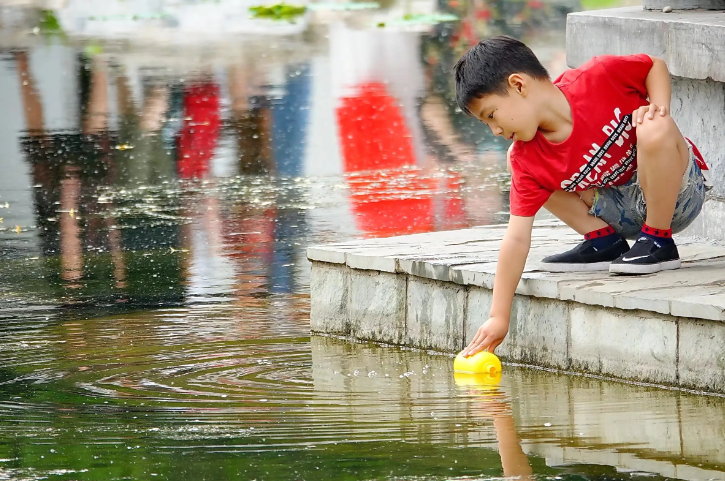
[462,316,509,357]
[632,103,668,127]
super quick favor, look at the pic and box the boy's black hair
[454,36,550,116]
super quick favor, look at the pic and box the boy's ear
[507,74,526,96]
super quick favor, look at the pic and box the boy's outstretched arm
[462,214,534,357]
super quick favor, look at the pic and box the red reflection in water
[337,82,415,172]
[178,82,221,179]
[436,175,468,230]
[337,82,437,236]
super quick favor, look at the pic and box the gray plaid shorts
[589,143,707,239]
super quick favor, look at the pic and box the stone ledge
[308,222,725,322]
[566,8,725,83]
[644,0,725,10]
[310,260,725,392]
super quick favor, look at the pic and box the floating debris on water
[83,43,103,57]
[38,9,65,37]
[249,3,307,21]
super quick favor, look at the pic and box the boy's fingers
[466,335,489,357]
[648,104,656,119]
[471,343,486,357]
[634,107,645,124]
[463,335,481,356]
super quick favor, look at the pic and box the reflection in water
[59,166,83,284]
[454,372,534,480]
[2,32,513,305]
[178,81,221,180]
[0,1,719,480]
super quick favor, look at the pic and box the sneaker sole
[609,259,681,275]
[540,261,613,273]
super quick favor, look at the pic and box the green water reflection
[1,320,723,480]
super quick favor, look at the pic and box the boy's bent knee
[635,116,679,153]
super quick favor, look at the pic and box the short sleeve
[598,54,653,99]
[509,160,552,218]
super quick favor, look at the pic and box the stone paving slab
[308,222,725,321]
[567,8,725,84]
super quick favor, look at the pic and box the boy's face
[467,76,539,142]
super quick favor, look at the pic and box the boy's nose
[493,127,504,137]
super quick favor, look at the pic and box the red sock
[641,223,673,242]
[584,225,616,240]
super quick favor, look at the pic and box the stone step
[643,0,724,11]
[567,8,725,83]
[308,222,725,393]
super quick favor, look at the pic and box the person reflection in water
[15,51,85,287]
[14,51,130,291]
[228,64,273,175]
[456,373,533,479]
[494,409,533,479]
[115,71,174,185]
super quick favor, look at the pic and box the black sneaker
[609,236,681,275]
[540,236,630,272]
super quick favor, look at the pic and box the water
[0,1,724,480]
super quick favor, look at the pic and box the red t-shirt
[509,54,653,217]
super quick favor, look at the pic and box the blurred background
[0,0,602,309]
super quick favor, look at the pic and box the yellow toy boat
[454,350,502,375]
[454,351,503,386]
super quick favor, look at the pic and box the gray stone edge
[309,254,725,321]
[310,261,725,394]
[643,0,725,10]
[566,8,725,83]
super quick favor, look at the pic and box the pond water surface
[0,1,724,480]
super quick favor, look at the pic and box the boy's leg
[633,116,689,229]
[543,191,607,235]
[539,191,630,272]
[609,115,689,274]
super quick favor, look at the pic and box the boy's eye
[488,112,494,120]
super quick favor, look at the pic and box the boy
[456,36,711,357]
